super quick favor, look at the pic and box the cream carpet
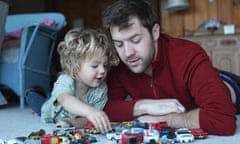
[1,101,240,144]
[0,102,53,140]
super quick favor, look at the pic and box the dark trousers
[219,70,240,114]
[26,91,47,116]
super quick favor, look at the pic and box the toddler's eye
[104,64,108,68]
[91,65,98,68]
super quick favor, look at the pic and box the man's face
[110,17,159,75]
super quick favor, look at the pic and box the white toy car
[106,132,122,141]
[175,128,194,143]
[0,139,6,144]
[143,128,160,143]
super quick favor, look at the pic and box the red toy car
[190,128,208,139]
[37,135,59,144]
[84,121,100,134]
[84,121,95,129]
[149,121,168,131]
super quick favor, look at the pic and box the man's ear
[152,24,160,41]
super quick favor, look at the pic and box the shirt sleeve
[51,74,75,101]
[179,42,237,135]
[41,74,75,123]
[189,61,237,135]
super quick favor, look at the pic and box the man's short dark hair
[102,0,159,33]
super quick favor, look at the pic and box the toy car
[111,122,128,133]
[84,128,100,134]
[83,122,100,134]
[0,139,6,144]
[144,128,160,143]
[122,121,133,127]
[53,125,76,136]
[28,129,46,138]
[122,127,160,143]
[4,137,26,144]
[160,127,176,144]
[159,126,174,138]
[149,121,168,131]
[175,128,194,143]
[84,121,94,129]
[36,135,60,144]
[132,119,149,129]
[106,131,122,142]
[190,128,208,139]
[81,134,97,143]
[121,133,144,144]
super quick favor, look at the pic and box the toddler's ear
[73,66,80,76]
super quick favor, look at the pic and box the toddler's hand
[54,120,72,128]
[86,109,111,132]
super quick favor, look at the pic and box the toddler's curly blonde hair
[57,28,119,79]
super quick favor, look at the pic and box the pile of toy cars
[0,120,208,144]
[101,120,208,144]
[0,126,97,144]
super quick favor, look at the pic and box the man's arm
[137,108,199,129]
[133,98,198,128]
[133,99,185,116]
[135,96,236,136]
[104,99,137,122]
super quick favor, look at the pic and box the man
[102,0,237,135]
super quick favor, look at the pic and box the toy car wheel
[111,137,115,141]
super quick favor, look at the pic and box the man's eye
[114,42,123,48]
[131,37,141,44]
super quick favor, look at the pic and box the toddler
[26,28,119,132]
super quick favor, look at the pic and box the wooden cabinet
[183,34,240,75]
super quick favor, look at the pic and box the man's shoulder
[161,33,202,51]
[160,34,211,75]
[160,33,207,61]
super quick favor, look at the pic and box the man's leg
[219,71,240,114]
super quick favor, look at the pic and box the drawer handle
[220,39,236,45]
[205,39,216,47]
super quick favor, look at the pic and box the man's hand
[133,99,185,117]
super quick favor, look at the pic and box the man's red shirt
[105,33,236,135]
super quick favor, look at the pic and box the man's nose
[124,43,135,57]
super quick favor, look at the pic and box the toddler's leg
[26,91,47,116]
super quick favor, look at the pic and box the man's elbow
[217,121,236,136]
[204,118,237,136]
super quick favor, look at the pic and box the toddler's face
[76,55,108,88]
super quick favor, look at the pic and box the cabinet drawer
[183,34,240,49]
